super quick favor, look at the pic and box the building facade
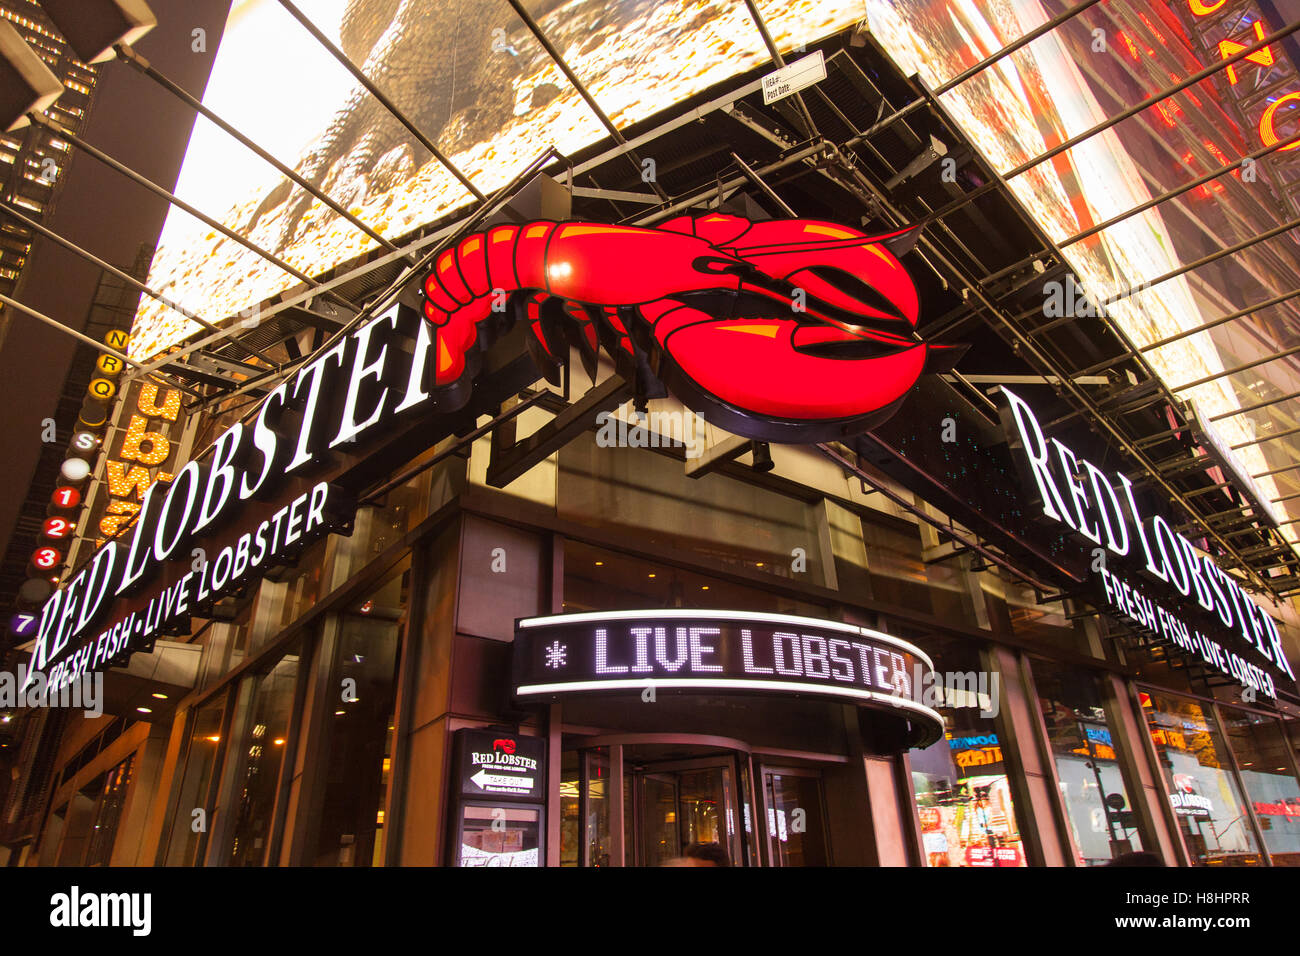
[4,2,1300,869]
[6,349,1299,867]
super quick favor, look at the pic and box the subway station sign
[513,609,944,747]
[1000,388,1295,698]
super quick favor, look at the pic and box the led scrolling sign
[1000,388,1296,698]
[512,610,945,748]
[25,215,945,690]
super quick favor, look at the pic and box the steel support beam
[485,376,631,488]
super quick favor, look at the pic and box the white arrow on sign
[471,769,535,790]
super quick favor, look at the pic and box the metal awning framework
[71,1,1300,601]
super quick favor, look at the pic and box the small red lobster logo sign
[492,738,516,754]
[421,214,957,441]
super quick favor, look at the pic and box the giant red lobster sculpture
[421,213,956,442]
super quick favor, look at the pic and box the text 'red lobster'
[421,213,956,441]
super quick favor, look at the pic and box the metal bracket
[485,376,630,488]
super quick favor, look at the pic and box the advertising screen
[129,0,871,360]
[133,0,1298,537]
[513,609,944,747]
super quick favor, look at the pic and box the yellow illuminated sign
[96,353,125,377]
[87,378,116,401]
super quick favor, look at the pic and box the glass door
[627,755,745,865]
[563,739,754,865]
[761,767,831,866]
[636,773,680,866]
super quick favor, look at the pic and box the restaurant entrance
[561,734,834,866]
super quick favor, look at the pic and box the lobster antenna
[881,225,923,257]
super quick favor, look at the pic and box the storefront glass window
[164,696,227,865]
[192,602,254,691]
[54,775,105,866]
[559,751,579,867]
[763,769,829,866]
[859,518,934,616]
[269,535,330,633]
[1220,709,1300,866]
[563,539,824,617]
[910,644,1027,866]
[83,756,134,868]
[559,437,826,586]
[585,750,610,867]
[304,557,409,866]
[1141,692,1263,866]
[1033,660,1147,865]
[224,642,302,865]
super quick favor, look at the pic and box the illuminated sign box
[512,609,944,748]
[998,387,1295,697]
[449,729,546,868]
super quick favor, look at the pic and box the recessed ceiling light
[136,707,152,714]
[151,692,167,699]
[648,573,656,578]
[595,561,604,566]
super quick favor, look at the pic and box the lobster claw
[922,341,968,373]
[720,219,920,327]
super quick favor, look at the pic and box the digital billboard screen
[129,0,872,360]
[131,0,1296,539]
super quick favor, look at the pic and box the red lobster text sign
[420,213,954,442]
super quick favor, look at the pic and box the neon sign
[1000,388,1294,697]
[1182,2,1299,152]
[421,214,957,443]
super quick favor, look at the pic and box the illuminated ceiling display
[132,0,1300,534]
[129,0,872,361]
[421,214,951,440]
[863,0,1300,544]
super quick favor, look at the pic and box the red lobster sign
[421,213,956,442]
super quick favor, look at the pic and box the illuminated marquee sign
[11,330,126,640]
[1179,1,1300,155]
[999,388,1295,698]
[512,609,944,748]
[95,382,183,541]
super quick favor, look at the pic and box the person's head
[683,842,731,867]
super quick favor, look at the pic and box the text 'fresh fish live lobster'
[24,214,953,688]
